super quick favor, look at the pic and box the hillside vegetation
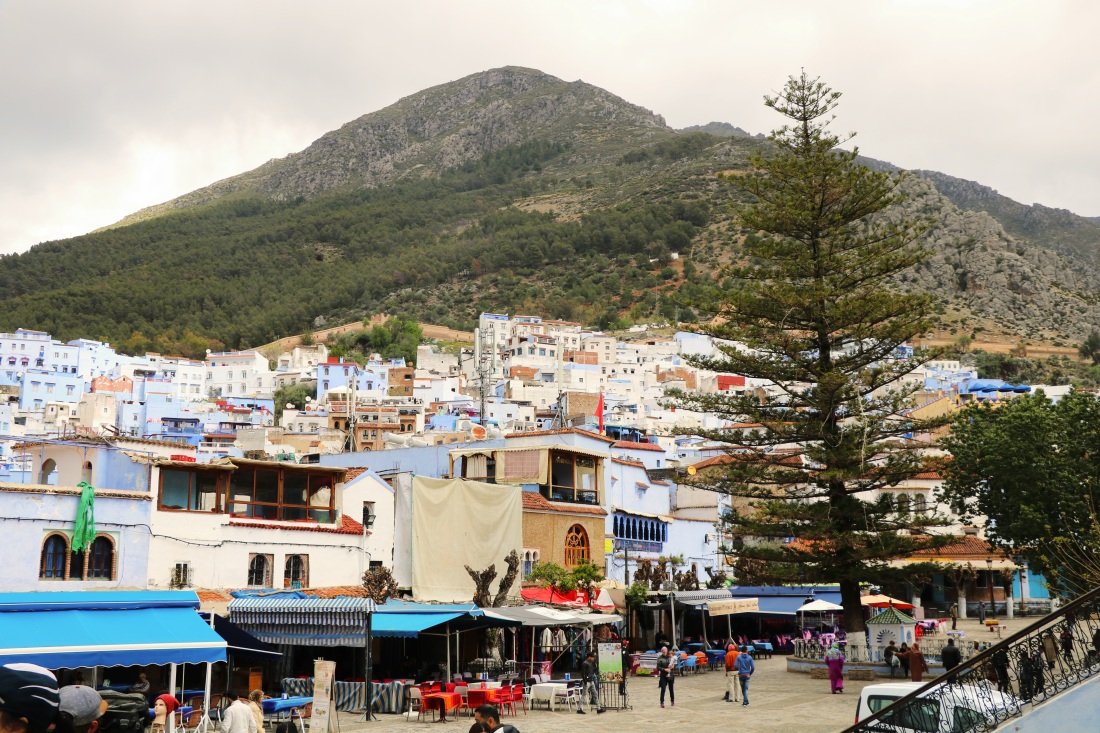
[1,67,1098,356]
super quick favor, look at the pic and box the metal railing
[841,585,1100,733]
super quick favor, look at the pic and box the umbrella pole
[446,623,451,682]
[726,615,732,645]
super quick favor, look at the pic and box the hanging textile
[72,481,96,552]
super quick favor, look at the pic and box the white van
[855,681,1023,732]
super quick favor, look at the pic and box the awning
[520,587,615,612]
[0,591,227,669]
[199,613,281,659]
[374,612,465,638]
[488,607,622,627]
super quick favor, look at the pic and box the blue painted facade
[18,370,88,410]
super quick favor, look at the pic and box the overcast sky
[1,0,1095,255]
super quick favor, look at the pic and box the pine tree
[672,72,952,636]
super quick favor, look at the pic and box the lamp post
[986,558,996,618]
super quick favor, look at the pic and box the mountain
[1,66,1098,356]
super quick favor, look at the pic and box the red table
[466,688,501,710]
[423,692,462,723]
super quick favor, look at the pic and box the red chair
[499,684,525,716]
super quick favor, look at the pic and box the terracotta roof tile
[611,457,646,468]
[911,535,1001,558]
[504,427,616,444]
[521,491,607,515]
[612,440,665,452]
[228,514,364,535]
[196,589,232,602]
[522,492,554,510]
[344,467,370,482]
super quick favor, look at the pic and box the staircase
[840,585,1100,732]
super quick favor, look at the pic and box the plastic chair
[406,687,425,722]
[505,684,526,716]
[454,686,468,716]
[552,684,579,712]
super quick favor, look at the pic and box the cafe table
[528,683,567,711]
[262,696,313,717]
[422,692,462,723]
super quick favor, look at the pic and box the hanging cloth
[540,628,553,654]
[72,481,96,552]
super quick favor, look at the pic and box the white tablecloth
[529,683,567,711]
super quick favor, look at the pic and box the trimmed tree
[671,72,953,638]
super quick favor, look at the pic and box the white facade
[205,351,276,399]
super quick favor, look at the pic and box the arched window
[563,524,590,568]
[897,493,911,517]
[69,548,86,581]
[914,494,927,515]
[38,458,57,485]
[247,554,270,587]
[284,555,309,589]
[88,536,114,580]
[82,461,94,484]
[40,535,67,579]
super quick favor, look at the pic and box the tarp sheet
[411,476,522,603]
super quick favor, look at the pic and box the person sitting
[129,674,150,694]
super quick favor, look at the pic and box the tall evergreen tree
[672,72,952,636]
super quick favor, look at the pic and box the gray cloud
[1,0,1096,255]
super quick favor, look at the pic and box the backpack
[97,691,149,733]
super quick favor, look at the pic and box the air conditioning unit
[169,562,192,588]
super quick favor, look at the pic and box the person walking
[824,643,845,694]
[655,647,675,708]
[723,644,740,702]
[734,646,755,706]
[220,692,257,733]
[246,691,264,732]
[941,639,962,684]
[896,643,929,682]
[578,651,603,714]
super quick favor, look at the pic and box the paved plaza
[322,617,1041,733]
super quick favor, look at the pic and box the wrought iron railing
[841,585,1100,733]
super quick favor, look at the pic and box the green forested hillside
[0,138,725,355]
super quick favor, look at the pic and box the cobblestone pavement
[324,617,1042,733]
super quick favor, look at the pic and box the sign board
[312,659,336,733]
[597,642,623,683]
[706,598,759,616]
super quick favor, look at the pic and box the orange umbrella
[859,594,914,610]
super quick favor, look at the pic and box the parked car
[855,681,1023,732]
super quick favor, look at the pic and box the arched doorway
[38,458,57,485]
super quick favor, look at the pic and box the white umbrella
[797,599,843,612]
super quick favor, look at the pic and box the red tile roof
[228,514,364,535]
[521,491,607,515]
[504,427,616,444]
[344,467,370,482]
[612,440,664,452]
[611,457,646,468]
[910,535,1001,558]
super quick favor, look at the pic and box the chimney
[962,526,980,537]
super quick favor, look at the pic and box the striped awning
[230,597,378,647]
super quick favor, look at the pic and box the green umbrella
[72,481,96,552]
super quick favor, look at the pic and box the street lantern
[986,557,996,617]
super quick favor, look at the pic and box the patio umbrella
[796,599,844,613]
[860,594,914,610]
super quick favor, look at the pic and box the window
[247,554,273,587]
[226,466,337,522]
[896,493,911,516]
[88,536,114,579]
[170,562,192,588]
[284,555,309,589]
[543,451,599,504]
[40,534,67,579]
[522,549,540,578]
[564,525,590,567]
[69,547,86,580]
[914,494,927,514]
[159,469,224,512]
[82,461,93,484]
[38,458,57,485]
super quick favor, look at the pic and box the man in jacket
[723,644,740,702]
[733,647,755,706]
[578,651,603,714]
[220,692,257,733]
[655,647,675,708]
[941,639,962,684]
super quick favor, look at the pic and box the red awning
[520,587,615,612]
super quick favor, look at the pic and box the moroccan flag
[596,392,605,434]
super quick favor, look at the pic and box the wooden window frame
[159,469,226,513]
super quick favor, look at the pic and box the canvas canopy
[0,591,226,668]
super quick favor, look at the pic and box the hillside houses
[0,316,1055,612]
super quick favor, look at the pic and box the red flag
[596,392,605,434]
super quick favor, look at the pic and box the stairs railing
[840,584,1100,733]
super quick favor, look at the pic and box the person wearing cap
[57,687,107,733]
[0,663,61,733]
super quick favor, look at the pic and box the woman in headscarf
[824,643,846,694]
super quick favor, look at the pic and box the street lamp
[986,558,996,618]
